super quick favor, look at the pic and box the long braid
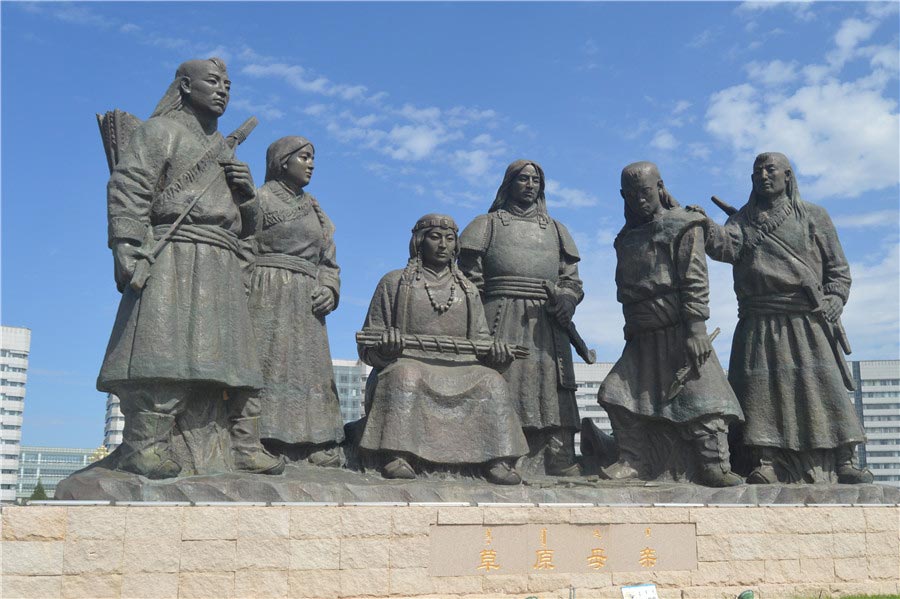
[309,195,330,247]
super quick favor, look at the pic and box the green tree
[28,479,48,501]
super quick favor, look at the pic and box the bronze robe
[98,110,262,392]
[248,181,344,445]
[358,268,528,465]
[599,208,743,424]
[706,198,865,451]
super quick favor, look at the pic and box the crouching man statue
[96,58,283,478]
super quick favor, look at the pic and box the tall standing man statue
[702,152,872,484]
[460,160,583,476]
[97,58,283,478]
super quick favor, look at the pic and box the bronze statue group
[96,57,873,489]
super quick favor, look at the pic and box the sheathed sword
[542,280,596,364]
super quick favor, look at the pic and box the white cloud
[650,129,678,151]
[688,29,717,49]
[242,63,371,101]
[831,17,879,66]
[452,149,495,179]
[386,125,448,161]
[736,1,816,22]
[705,77,899,199]
[673,100,692,115]
[832,210,900,229]
[705,8,900,201]
[842,243,900,359]
[230,98,284,121]
[745,59,799,87]
[545,179,599,208]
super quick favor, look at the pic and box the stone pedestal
[2,501,898,599]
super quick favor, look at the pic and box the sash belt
[255,253,318,278]
[484,275,548,299]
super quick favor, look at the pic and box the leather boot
[485,459,522,485]
[747,447,778,484]
[230,417,285,475]
[383,456,416,479]
[694,431,743,487]
[601,428,642,480]
[118,411,181,479]
[836,445,874,484]
[545,429,582,476]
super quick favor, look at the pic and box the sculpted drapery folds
[357,214,528,485]
[459,160,584,476]
[703,152,871,484]
[597,162,744,487]
[248,136,345,466]
[98,58,282,478]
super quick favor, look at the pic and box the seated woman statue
[356,214,529,485]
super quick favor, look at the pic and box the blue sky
[2,1,898,448]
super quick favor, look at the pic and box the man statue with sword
[701,152,871,485]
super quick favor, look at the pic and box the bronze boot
[118,411,181,479]
[545,429,582,476]
[694,431,743,487]
[836,445,874,484]
[230,417,285,475]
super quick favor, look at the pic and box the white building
[103,360,374,449]
[855,360,900,487]
[103,394,124,450]
[1,326,30,502]
[332,359,371,423]
[573,362,614,450]
[17,446,106,500]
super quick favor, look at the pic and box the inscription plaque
[429,523,697,576]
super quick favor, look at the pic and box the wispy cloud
[842,242,900,358]
[736,1,817,22]
[832,210,900,229]
[705,10,899,200]
[545,179,599,208]
[650,129,678,151]
[745,59,799,87]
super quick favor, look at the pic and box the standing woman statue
[248,136,344,466]
[702,152,872,484]
[459,160,584,476]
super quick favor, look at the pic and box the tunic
[248,180,344,445]
[706,198,865,451]
[459,210,582,432]
[98,110,262,392]
[598,208,743,424]
[358,268,528,465]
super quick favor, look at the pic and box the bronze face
[181,63,231,118]
[282,146,315,190]
[752,156,788,200]
[420,227,457,270]
[508,164,542,208]
[622,170,663,223]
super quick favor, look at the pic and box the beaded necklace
[423,278,456,314]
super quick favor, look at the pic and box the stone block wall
[2,503,898,599]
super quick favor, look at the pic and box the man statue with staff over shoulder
[96,57,283,478]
